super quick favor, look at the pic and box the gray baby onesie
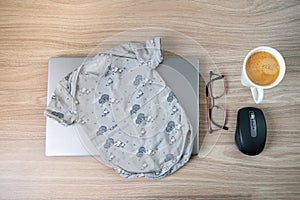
[45,38,194,179]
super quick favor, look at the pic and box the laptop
[46,57,199,156]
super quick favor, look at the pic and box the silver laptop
[46,57,199,156]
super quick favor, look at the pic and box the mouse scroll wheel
[250,111,255,120]
[249,111,257,138]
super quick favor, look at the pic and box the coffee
[246,51,280,86]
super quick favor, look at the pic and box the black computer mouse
[235,107,267,156]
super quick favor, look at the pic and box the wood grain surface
[0,0,299,199]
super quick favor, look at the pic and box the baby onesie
[45,38,195,179]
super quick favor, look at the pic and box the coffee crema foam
[246,51,280,86]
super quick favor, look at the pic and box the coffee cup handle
[251,87,264,104]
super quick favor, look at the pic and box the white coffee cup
[241,46,286,104]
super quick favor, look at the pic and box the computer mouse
[235,107,267,156]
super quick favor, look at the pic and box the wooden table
[1,1,299,199]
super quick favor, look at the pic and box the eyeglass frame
[206,71,229,133]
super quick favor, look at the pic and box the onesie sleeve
[107,37,163,69]
[131,37,163,68]
[44,71,78,126]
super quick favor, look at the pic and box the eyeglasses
[206,71,228,133]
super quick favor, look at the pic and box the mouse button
[256,118,266,133]
[239,120,250,133]
[255,112,267,138]
[254,108,266,123]
[239,107,250,116]
[238,110,250,125]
